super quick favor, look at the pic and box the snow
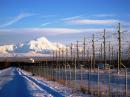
[1,67,129,97]
[23,74,53,97]
[20,69,90,97]
[0,67,90,97]
[28,37,66,52]
[0,68,31,97]
[0,68,14,90]
[0,44,15,53]
[0,36,66,57]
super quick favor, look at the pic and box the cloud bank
[64,19,119,25]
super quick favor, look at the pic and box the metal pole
[77,41,79,64]
[74,57,77,89]
[128,44,130,65]
[82,50,84,64]
[56,50,58,80]
[118,23,121,74]
[125,68,127,97]
[80,65,83,86]
[98,66,100,97]
[59,48,61,65]
[109,41,111,65]
[92,34,95,70]
[100,43,103,63]
[121,63,127,97]
[87,49,89,64]
[58,48,61,81]
[99,48,100,63]
[58,65,60,81]
[68,64,71,87]
[108,66,111,97]
[70,43,73,87]
[65,47,68,86]
[46,60,48,78]
[70,43,73,65]
[88,60,90,93]
[112,46,114,65]
[103,29,106,68]
[52,51,54,80]
[90,56,92,94]
[61,50,64,80]
[83,37,86,65]
[90,56,92,72]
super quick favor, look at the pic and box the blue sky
[0,0,130,45]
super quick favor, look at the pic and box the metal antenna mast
[92,34,95,69]
[103,29,106,67]
[118,23,121,74]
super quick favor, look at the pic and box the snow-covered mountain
[0,37,66,57]
[28,37,65,52]
[0,44,16,53]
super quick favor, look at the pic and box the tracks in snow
[18,69,64,97]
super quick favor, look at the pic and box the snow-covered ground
[0,67,90,97]
[0,68,14,91]
[19,69,90,97]
[26,67,130,96]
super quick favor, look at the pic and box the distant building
[29,58,34,63]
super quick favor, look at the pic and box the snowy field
[25,66,130,97]
[0,67,90,97]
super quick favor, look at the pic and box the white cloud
[62,15,83,21]
[62,14,120,25]
[65,19,119,25]
[41,28,83,34]
[0,27,116,36]
[0,12,34,28]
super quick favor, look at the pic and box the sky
[0,0,130,45]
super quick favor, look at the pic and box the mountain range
[0,37,66,57]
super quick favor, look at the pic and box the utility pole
[103,29,106,68]
[66,47,68,65]
[56,50,58,80]
[128,44,130,65]
[99,48,100,62]
[82,50,84,64]
[56,50,58,66]
[52,50,55,80]
[65,47,68,86]
[101,43,103,63]
[59,48,61,65]
[83,37,86,65]
[112,46,114,65]
[87,47,89,64]
[58,48,61,80]
[76,41,79,65]
[61,49,64,65]
[118,23,121,74]
[92,34,95,70]
[53,51,54,64]
[109,41,111,64]
[70,43,73,65]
